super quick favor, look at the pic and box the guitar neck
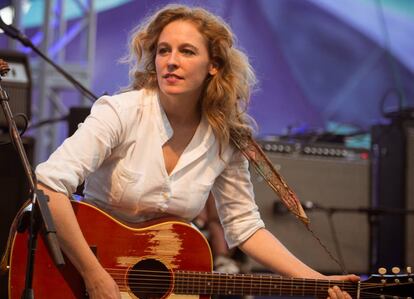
[174,271,358,298]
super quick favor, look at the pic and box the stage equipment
[250,139,370,274]
[406,125,414,267]
[68,106,91,136]
[1,58,64,299]
[371,117,414,271]
[0,50,31,129]
[0,137,34,299]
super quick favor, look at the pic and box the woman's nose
[167,51,179,70]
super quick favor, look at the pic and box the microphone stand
[0,61,65,299]
[302,201,414,273]
[0,16,98,103]
[273,200,414,273]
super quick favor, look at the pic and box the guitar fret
[292,278,302,296]
[280,277,285,296]
[176,271,181,294]
[302,278,305,297]
[258,275,261,294]
[218,272,221,294]
[174,272,179,294]
[196,271,200,295]
[174,270,362,299]
[249,274,253,295]
[233,274,237,295]
[180,271,185,294]
[241,273,244,294]
[230,274,234,295]
[225,273,228,295]
[187,271,192,294]
[253,274,259,295]
[184,271,188,293]
[225,273,230,295]
[268,275,272,296]
[207,272,211,295]
[184,271,189,294]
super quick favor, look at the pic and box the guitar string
[111,278,399,299]
[113,286,380,298]
[102,267,406,291]
[108,278,408,297]
[105,274,393,296]
[108,282,394,299]
[109,281,379,295]
[104,270,357,287]
[112,283,358,293]
[109,278,357,290]
[104,269,399,298]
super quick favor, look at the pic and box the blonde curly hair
[124,4,257,152]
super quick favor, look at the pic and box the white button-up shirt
[35,89,264,248]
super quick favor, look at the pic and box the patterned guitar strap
[231,133,347,274]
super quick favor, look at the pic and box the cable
[0,113,29,146]
[375,0,406,111]
[0,16,98,103]
[27,114,69,130]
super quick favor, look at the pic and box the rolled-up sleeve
[212,149,265,249]
[35,96,123,196]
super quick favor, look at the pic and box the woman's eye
[157,47,169,55]
[182,48,195,55]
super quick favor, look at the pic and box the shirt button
[162,192,169,199]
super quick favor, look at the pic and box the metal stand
[0,60,65,298]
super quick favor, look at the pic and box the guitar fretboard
[174,271,358,298]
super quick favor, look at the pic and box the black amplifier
[0,50,31,130]
[257,138,369,160]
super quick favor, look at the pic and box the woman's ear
[208,62,218,76]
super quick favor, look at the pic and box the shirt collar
[154,91,216,175]
[155,92,173,145]
[171,114,215,175]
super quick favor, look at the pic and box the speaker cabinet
[68,106,91,137]
[371,120,414,271]
[0,50,31,130]
[0,137,34,298]
[250,142,370,274]
[405,126,414,266]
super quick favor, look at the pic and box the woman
[36,4,359,299]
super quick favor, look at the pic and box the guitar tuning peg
[391,267,400,275]
[378,267,387,275]
[407,266,412,274]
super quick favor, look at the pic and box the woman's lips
[163,73,183,84]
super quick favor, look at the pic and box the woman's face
[155,20,217,101]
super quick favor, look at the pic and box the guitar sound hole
[128,258,171,299]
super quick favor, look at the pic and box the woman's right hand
[36,185,121,298]
[83,266,121,299]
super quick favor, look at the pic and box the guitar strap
[232,134,347,274]
[231,134,309,225]
[232,132,310,226]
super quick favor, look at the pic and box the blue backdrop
[91,0,414,138]
[1,0,414,140]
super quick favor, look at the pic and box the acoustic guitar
[6,201,414,298]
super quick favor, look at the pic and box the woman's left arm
[239,228,360,298]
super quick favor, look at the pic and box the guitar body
[8,201,212,299]
[7,201,414,299]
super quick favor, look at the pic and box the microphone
[273,200,321,214]
[0,16,33,47]
[0,16,97,102]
